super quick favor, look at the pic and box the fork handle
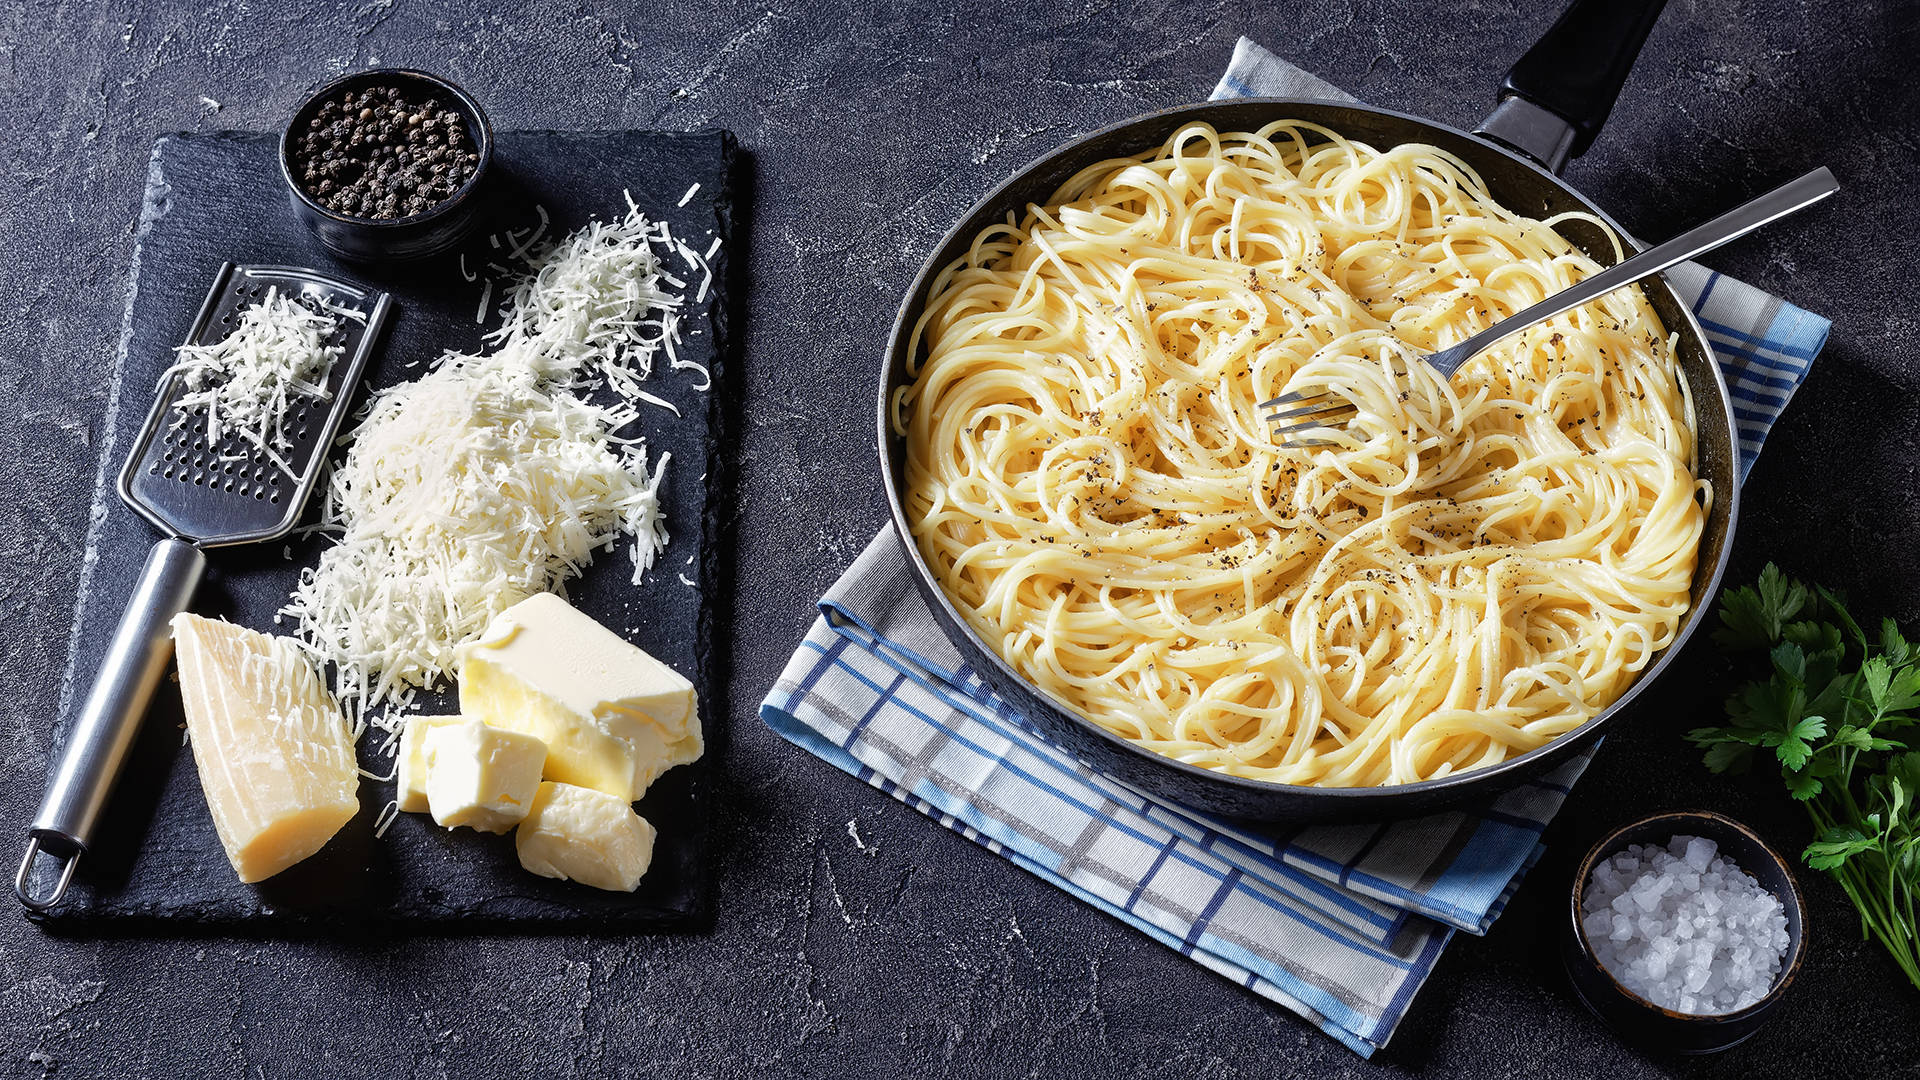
[1431,166,1840,378]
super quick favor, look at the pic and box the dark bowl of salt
[279,68,494,262]
[1563,810,1806,1054]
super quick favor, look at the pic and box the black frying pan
[876,0,1739,821]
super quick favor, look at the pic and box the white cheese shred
[373,800,401,839]
[506,205,551,261]
[160,287,349,478]
[670,357,712,393]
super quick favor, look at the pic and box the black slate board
[37,130,736,931]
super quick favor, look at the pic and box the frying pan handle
[1474,0,1668,174]
[16,537,204,911]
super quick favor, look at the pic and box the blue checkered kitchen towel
[760,37,1834,1056]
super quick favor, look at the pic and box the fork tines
[1261,390,1358,447]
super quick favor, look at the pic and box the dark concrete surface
[1,0,1916,1076]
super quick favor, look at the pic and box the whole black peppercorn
[292,78,479,220]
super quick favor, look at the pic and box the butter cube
[395,715,463,813]
[423,719,547,834]
[170,614,360,884]
[458,592,701,803]
[515,782,657,892]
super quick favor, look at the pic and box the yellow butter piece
[170,614,360,884]
[515,781,656,892]
[423,719,547,834]
[395,715,463,814]
[457,592,700,802]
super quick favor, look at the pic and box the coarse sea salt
[1581,835,1789,1015]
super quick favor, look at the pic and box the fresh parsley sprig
[1688,564,1920,990]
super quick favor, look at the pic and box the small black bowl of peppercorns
[279,69,493,261]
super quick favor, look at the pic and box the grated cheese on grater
[160,287,348,477]
[283,195,710,731]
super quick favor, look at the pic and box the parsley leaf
[1784,620,1845,666]
[1760,715,1827,771]
[1785,769,1824,801]
[1700,739,1754,774]
[1830,725,1903,753]
[1713,563,1808,651]
[1883,616,1915,668]
[1806,826,1880,870]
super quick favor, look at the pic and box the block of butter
[515,782,657,892]
[457,592,701,803]
[395,715,463,813]
[422,719,546,834]
[170,614,360,884]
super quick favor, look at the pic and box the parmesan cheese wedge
[395,715,464,813]
[515,782,656,892]
[422,719,547,834]
[457,592,700,802]
[170,614,360,884]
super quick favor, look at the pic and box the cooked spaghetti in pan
[893,120,1706,788]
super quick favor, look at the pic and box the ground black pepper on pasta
[896,121,1704,788]
[291,83,479,220]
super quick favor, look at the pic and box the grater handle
[17,537,205,911]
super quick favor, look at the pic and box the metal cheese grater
[16,263,392,910]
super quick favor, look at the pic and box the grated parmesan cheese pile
[282,196,711,728]
[161,287,355,476]
[484,192,716,405]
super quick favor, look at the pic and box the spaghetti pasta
[894,120,1706,787]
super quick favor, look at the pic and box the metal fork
[1261,166,1839,447]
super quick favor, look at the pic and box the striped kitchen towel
[761,38,1833,1057]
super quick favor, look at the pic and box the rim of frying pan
[877,96,1739,809]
